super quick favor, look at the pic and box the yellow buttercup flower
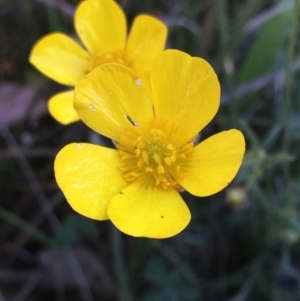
[29,0,167,125]
[54,50,245,238]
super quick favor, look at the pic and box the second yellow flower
[29,0,167,124]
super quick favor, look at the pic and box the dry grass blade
[0,81,46,126]
[33,0,74,17]
[0,123,95,301]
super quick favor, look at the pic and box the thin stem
[151,240,199,285]
[217,0,230,47]
[0,122,60,231]
[217,0,237,125]
[0,207,56,248]
[0,122,94,301]
[245,167,263,192]
[111,226,135,301]
[283,0,298,189]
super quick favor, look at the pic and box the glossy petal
[48,90,80,125]
[126,15,167,74]
[54,143,128,220]
[29,33,89,85]
[107,176,191,238]
[74,63,153,141]
[179,130,245,197]
[150,50,220,141]
[75,0,126,54]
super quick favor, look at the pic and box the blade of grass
[0,121,60,231]
[0,206,56,247]
[33,0,74,17]
[221,59,300,103]
[217,0,238,125]
[111,226,135,301]
[0,122,94,301]
[283,0,299,190]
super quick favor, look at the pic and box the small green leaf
[54,213,98,248]
[238,9,291,83]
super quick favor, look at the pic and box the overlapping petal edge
[29,0,167,125]
[55,50,245,238]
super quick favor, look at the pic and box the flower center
[116,119,194,190]
[85,48,132,74]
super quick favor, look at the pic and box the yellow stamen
[146,167,153,173]
[84,48,133,74]
[117,119,195,190]
[137,159,144,169]
[157,165,165,174]
[135,149,141,156]
[153,154,161,164]
[142,151,149,165]
[165,157,172,165]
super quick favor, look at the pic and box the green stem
[151,240,199,285]
[283,0,298,188]
[217,0,237,125]
[0,207,56,248]
[245,166,262,192]
[111,226,135,301]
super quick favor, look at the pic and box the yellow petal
[107,176,191,238]
[150,50,220,141]
[75,0,126,54]
[137,71,152,97]
[48,90,80,125]
[179,130,245,197]
[126,15,167,74]
[74,63,153,141]
[29,33,89,85]
[54,143,128,220]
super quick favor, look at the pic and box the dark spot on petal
[119,191,124,194]
[125,115,136,127]
[161,215,164,218]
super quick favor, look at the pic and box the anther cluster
[117,119,194,190]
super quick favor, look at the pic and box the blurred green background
[1,0,300,300]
